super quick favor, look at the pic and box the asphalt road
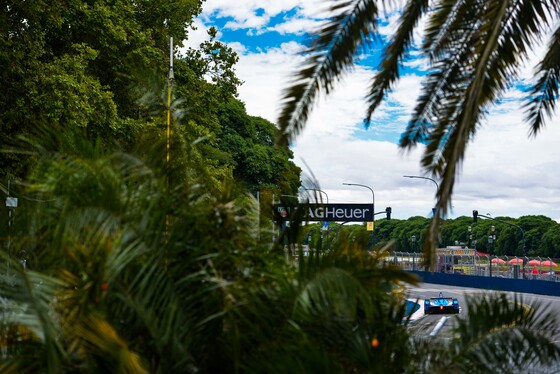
[405,282,560,343]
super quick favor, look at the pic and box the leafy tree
[277,0,560,265]
[0,0,203,178]
[183,26,243,100]
[314,214,560,258]
[216,98,301,192]
[541,225,560,258]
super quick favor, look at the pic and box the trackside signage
[274,203,373,222]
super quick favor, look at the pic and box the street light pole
[343,182,375,246]
[403,175,439,216]
[476,213,526,276]
[490,225,496,253]
[303,188,330,250]
[303,188,329,204]
[411,235,417,270]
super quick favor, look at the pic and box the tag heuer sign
[273,203,373,222]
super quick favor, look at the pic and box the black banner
[274,203,374,222]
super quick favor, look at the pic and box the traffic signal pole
[474,211,526,276]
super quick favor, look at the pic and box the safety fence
[391,251,560,282]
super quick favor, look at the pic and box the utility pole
[475,212,526,276]
[167,35,174,186]
[6,179,18,273]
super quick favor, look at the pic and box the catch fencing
[391,251,559,282]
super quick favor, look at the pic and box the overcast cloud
[186,1,560,221]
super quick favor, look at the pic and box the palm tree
[0,125,422,372]
[277,0,560,263]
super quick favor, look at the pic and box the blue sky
[185,0,560,221]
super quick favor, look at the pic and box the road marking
[429,316,448,336]
[406,299,425,322]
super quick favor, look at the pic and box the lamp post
[403,175,439,216]
[474,212,526,277]
[303,188,329,204]
[343,182,375,246]
[488,225,496,253]
[468,225,472,248]
[303,189,330,249]
[487,226,496,277]
[411,235,417,270]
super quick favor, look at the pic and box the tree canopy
[0,0,301,196]
[306,214,560,258]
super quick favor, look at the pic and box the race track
[405,283,560,343]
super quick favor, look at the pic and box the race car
[424,292,460,314]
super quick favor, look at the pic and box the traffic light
[386,207,392,220]
[473,210,478,222]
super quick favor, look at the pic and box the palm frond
[412,293,560,373]
[453,293,560,372]
[365,0,430,125]
[400,0,482,149]
[0,256,66,372]
[525,24,560,135]
[423,0,469,60]
[413,1,520,257]
[73,315,148,373]
[277,0,380,145]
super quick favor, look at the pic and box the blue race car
[424,292,460,314]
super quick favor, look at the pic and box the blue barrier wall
[409,271,560,297]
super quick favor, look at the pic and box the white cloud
[266,17,323,35]
[234,42,306,122]
[199,0,327,32]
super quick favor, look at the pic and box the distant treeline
[302,215,560,259]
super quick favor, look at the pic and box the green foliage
[0,127,418,372]
[0,0,203,178]
[1,0,300,201]
[319,215,560,258]
[183,26,243,99]
[412,293,560,373]
[216,98,302,191]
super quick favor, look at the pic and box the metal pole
[165,36,174,254]
[167,36,174,180]
[256,191,260,242]
[303,188,329,204]
[7,179,12,274]
[303,189,329,249]
[477,213,525,277]
[411,235,416,270]
[6,179,18,274]
[272,193,275,245]
[403,175,439,216]
[343,183,374,246]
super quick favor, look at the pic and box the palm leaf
[416,0,533,256]
[401,0,482,150]
[413,293,560,373]
[277,0,380,145]
[525,24,560,135]
[365,0,430,125]
[0,256,66,372]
